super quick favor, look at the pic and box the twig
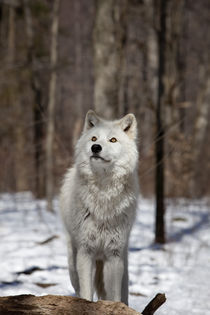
[142,293,166,315]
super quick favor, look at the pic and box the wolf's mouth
[90,155,111,163]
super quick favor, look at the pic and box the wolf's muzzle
[91,144,102,154]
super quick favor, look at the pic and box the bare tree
[193,62,210,196]
[93,0,127,119]
[7,3,15,64]
[46,0,60,211]
[154,0,167,244]
[71,0,84,146]
[24,0,46,198]
[7,2,29,191]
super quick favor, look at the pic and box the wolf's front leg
[76,249,94,301]
[103,256,124,302]
[67,235,79,296]
[121,251,128,305]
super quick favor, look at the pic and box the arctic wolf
[60,110,139,305]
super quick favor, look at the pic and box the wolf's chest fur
[73,175,135,257]
[77,172,136,220]
[78,207,128,258]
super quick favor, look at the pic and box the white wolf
[60,110,139,305]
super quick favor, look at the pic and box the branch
[142,293,166,315]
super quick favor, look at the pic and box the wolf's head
[75,110,138,177]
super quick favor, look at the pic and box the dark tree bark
[24,0,46,198]
[155,0,167,244]
[46,0,60,211]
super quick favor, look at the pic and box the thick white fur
[60,110,139,305]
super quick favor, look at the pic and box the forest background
[0,0,210,211]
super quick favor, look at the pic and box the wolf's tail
[94,260,106,299]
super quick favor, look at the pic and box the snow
[0,192,210,314]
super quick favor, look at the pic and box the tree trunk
[46,0,60,211]
[7,4,15,64]
[93,0,127,119]
[24,0,46,198]
[155,0,167,244]
[7,3,28,191]
[72,0,83,146]
[193,66,210,196]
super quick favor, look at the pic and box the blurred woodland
[0,0,210,201]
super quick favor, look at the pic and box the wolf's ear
[120,113,137,139]
[84,110,100,130]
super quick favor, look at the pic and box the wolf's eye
[110,137,117,143]
[91,136,97,142]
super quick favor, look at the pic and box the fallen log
[0,293,166,314]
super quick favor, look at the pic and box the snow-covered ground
[0,192,210,314]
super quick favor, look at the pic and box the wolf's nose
[91,144,102,154]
